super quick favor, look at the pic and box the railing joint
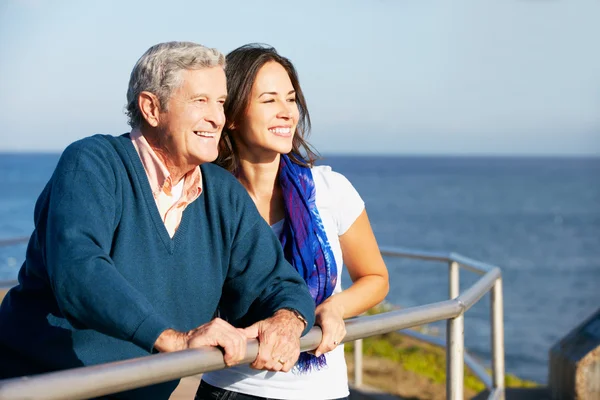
[456,299,466,314]
[449,297,467,316]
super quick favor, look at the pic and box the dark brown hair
[215,43,320,172]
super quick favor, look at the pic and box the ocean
[1,152,599,384]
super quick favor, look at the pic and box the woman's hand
[313,299,346,357]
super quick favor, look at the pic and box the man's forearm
[153,328,188,353]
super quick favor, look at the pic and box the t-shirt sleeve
[314,166,365,235]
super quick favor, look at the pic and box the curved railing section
[0,237,29,247]
[0,239,505,400]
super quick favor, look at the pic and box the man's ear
[138,91,161,127]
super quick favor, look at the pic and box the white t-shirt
[202,166,365,400]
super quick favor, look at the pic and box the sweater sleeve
[219,206,315,336]
[44,144,169,352]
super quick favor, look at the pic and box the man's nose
[205,102,225,127]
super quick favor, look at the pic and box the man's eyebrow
[189,93,228,99]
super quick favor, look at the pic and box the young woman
[198,44,389,400]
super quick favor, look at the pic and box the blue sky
[0,0,599,155]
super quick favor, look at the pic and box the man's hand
[154,318,250,367]
[242,309,305,372]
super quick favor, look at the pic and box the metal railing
[0,239,505,400]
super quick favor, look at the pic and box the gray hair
[126,41,225,128]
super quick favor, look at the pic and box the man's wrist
[154,328,187,353]
[278,308,307,329]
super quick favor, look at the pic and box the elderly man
[0,42,315,399]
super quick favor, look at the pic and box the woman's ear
[138,91,161,127]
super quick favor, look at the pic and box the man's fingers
[242,323,259,339]
[251,339,275,370]
[218,329,248,366]
[187,319,248,367]
[279,356,295,373]
[251,314,303,372]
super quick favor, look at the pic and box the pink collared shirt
[130,129,202,238]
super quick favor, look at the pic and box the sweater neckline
[117,134,198,254]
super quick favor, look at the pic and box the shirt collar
[130,128,203,199]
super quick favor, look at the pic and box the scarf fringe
[295,352,328,374]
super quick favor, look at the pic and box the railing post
[354,338,363,387]
[491,278,506,399]
[447,312,465,400]
[449,261,459,300]
[447,260,464,400]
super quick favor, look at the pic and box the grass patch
[345,331,538,393]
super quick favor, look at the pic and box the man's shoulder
[61,134,127,162]
[201,162,234,177]
[200,163,242,189]
[199,163,256,212]
[53,134,131,183]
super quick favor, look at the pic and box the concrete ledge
[473,387,551,400]
[349,383,402,399]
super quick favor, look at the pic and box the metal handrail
[0,245,505,400]
[0,280,18,292]
[0,237,28,247]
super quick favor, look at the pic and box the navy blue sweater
[0,134,315,399]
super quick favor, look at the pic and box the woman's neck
[237,155,285,225]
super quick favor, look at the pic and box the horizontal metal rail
[379,246,500,275]
[0,281,18,291]
[0,245,505,400]
[0,236,28,247]
[379,246,450,263]
[458,267,501,310]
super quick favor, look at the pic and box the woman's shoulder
[311,165,354,193]
[311,164,364,229]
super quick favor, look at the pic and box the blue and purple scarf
[278,155,338,372]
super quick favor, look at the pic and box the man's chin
[193,152,218,165]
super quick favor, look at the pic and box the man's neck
[139,127,190,185]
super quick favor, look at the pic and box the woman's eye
[287,98,297,103]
